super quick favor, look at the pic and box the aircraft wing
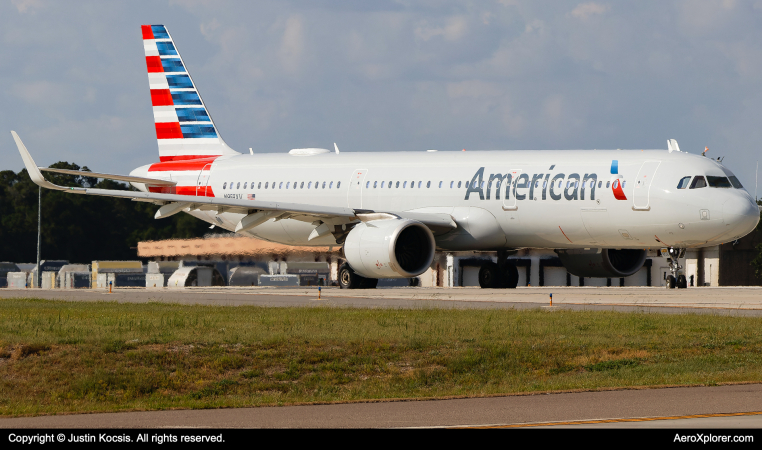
[39,167,177,186]
[11,131,456,233]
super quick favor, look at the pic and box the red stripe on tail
[148,157,218,172]
[145,56,163,73]
[141,25,154,40]
[150,89,173,106]
[155,122,183,140]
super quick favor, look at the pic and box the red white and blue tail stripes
[142,25,237,162]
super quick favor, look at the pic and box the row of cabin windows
[363,179,624,190]
[222,181,342,190]
[221,179,628,191]
[676,175,743,190]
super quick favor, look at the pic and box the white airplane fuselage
[131,148,760,251]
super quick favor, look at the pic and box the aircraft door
[196,163,212,196]
[501,169,522,211]
[347,169,368,208]
[632,161,660,210]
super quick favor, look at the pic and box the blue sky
[2,0,762,191]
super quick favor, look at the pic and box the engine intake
[556,248,646,278]
[344,218,435,278]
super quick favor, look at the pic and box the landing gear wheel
[677,274,687,289]
[502,263,519,289]
[479,262,501,288]
[666,275,676,289]
[339,263,363,289]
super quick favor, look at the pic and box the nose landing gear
[665,247,687,289]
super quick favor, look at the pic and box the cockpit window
[729,176,743,189]
[690,176,707,189]
[677,176,691,189]
[706,176,732,188]
[721,168,744,189]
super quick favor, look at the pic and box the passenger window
[690,176,707,189]
[396,181,400,188]
[612,180,619,189]
[223,182,227,189]
[677,176,691,189]
[381,181,385,188]
[337,181,341,188]
[707,176,732,188]
[300,182,304,189]
[606,181,610,188]
[457,181,461,188]
[410,180,414,188]
[243,182,247,189]
[366,181,370,188]
[308,182,312,189]
[403,181,407,188]
[598,181,602,188]
[236,182,240,189]
[419,181,423,188]
[622,181,625,188]
[279,182,283,189]
[258,182,262,189]
[373,181,377,188]
[427,181,431,188]
[329,181,334,189]
[265,182,269,189]
[322,182,326,189]
[450,181,454,188]
[315,181,318,189]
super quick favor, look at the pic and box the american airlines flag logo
[247,194,256,200]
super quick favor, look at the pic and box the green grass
[1,298,762,416]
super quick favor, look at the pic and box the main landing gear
[665,247,687,289]
[478,250,519,289]
[338,263,378,289]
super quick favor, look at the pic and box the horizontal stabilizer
[40,167,176,186]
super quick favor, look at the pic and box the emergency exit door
[347,169,368,208]
[196,163,212,196]
[502,169,522,211]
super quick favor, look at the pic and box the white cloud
[570,2,609,20]
[280,16,304,74]
[415,17,467,41]
[11,0,44,14]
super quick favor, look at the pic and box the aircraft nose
[722,195,760,237]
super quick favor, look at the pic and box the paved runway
[2,286,762,315]
[0,384,760,428]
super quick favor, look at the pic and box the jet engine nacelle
[556,248,647,278]
[344,219,435,279]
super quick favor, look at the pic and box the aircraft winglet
[10,131,83,192]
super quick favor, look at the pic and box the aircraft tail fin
[142,25,239,162]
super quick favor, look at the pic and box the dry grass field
[1,298,762,416]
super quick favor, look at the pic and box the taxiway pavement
[2,286,762,316]
[0,384,760,428]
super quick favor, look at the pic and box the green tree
[0,163,217,263]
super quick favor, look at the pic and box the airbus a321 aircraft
[11,25,761,289]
